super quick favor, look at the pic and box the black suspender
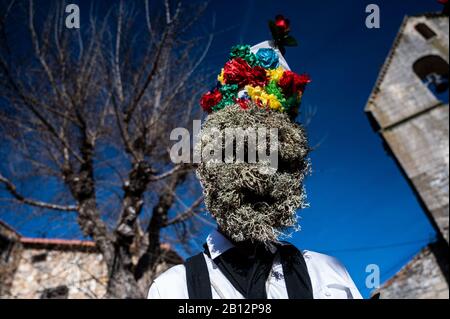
[279,244,313,299]
[184,243,313,299]
[185,253,213,299]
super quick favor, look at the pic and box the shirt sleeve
[147,281,162,299]
[329,266,363,299]
[146,264,189,299]
[304,250,364,299]
[340,266,363,299]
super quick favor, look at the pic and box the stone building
[0,220,182,298]
[365,10,449,298]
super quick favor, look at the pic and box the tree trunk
[105,247,144,299]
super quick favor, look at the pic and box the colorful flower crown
[200,15,310,118]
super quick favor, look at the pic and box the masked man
[148,16,362,299]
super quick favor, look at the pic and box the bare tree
[0,0,212,298]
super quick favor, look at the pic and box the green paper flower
[219,84,239,98]
[265,80,293,110]
[230,45,259,67]
[283,94,299,111]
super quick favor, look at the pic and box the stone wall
[378,246,449,299]
[2,240,181,299]
[8,245,108,299]
[1,221,182,299]
[383,104,449,241]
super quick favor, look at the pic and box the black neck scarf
[203,240,275,299]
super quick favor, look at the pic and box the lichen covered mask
[196,103,310,244]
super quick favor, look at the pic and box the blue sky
[0,0,446,298]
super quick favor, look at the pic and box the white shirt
[148,230,363,299]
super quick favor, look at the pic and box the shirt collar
[205,229,279,260]
[206,229,235,260]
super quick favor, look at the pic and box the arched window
[413,55,449,103]
[414,23,437,40]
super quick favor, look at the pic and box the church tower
[365,11,449,298]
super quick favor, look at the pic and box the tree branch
[113,0,125,103]
[123,29,169,124]
[149,164,188,181]
[0,174,78,211]
[164,195,204,226]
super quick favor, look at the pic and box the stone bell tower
[365,11,449,298]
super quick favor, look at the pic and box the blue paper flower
[256,48,279,69]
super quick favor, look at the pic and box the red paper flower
[223,58,253,87]
[223,58,268,88]
[235,98,250,110]
[249,66,269,87]
[278,71,311,96]
[200,89,222,113]
[275,15,290,33]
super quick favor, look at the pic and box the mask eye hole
[277,157,304,174]
[240,188,277,206]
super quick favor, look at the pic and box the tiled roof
[20,237,97,247]
[19,237,174,252]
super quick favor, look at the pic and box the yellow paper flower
[217,68,225,85]
[266,67,284,83]
[246,85,263,99]
[246,85,282,111]
[266,94,282,110]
